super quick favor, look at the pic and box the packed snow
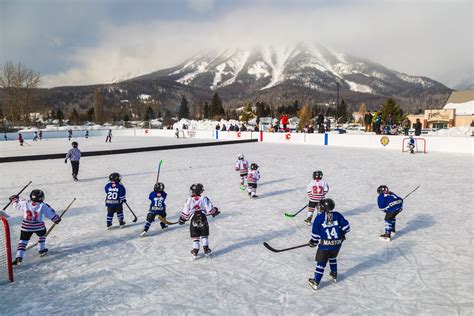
[1,136,472,314]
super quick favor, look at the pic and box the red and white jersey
[180,195,214,221]
[247,170,260,184]
[306,179,329,202]
[235,159,249,175]
[13,199,59,232]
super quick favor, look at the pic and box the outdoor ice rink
[0,136,473,315]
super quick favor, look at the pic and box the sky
[0,0,472,89]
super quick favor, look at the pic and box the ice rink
[0,136,473,315]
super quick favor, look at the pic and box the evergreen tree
[239,102,255,122]
[210,92,224,118]
[56,108,64,120]
[336,99,349,123]
[380,97,402,124]
[93,90,103,123]
[86,107,94,122]
[179,95,190,119]
[69,108,80,124]
[143,106,155,121]
[203,102,210,119]
[298,104,313,131]
[256,102,266,117]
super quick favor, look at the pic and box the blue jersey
[311,211,350,250]
[105,182,126,206]
[148,191,167,212]
[378,193,403,213]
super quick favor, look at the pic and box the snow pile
[428,126,473,137]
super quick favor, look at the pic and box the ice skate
[191,248,199,260]
[140,230,147,237]
[379,233,391,241]
[308,278,319,290]
[203,246,212,257]
[12,257,23,266]
[119,221,126,228]
[39,248,49,257]
[304,216,312,226]
[329,271,337,283]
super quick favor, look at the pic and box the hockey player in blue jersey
[141,182,168,237]
[377,185,403,241]
[407,135,416,154]
[308,198,350,290]
[104,172,127,229]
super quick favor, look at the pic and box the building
[406,90,474,128]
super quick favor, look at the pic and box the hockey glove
[9,195,19,202]
[52,216,62,224]
[210,207,220,217]
[308,239,319,248]
[179,216,186,225]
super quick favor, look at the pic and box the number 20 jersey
[306,179,329,202]
[104,182,126,206]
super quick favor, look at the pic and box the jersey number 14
[325,227,339,240]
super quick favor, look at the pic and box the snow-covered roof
[443,101,474,115]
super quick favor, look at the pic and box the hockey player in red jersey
[179,183,220,259]
[9,189,61,266]
[305,171,329,226]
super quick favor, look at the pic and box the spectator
[316,112,325,133]
[372,112,378,133]
[402,118,411,136]
[386,113,393,127]
[235,124,240,132]
[254,125,259,132]
[308,125,314,133]
[221,124,227,131]
[375,115,382,135]
[390,124,398,135]
[268,126,275,133]
[364,112,373,132]
[215,123,220,131]
[280,113,289,130]
[240,124,247,132]
[325,118,331,132]
[414,119,422,136]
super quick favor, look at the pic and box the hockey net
[402,137,427,154]
[0,216,14,283]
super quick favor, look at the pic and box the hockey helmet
[250,163,259,170]
[190,183,204,196]
[319,198,335,212]
[377,185,389,194]
[109,172,122,182]
[313,170,323,180]
[237,153,245,160]
[30,189,45,202]
[154,182,165,192]
[72,141,78,147]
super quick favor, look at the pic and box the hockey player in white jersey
[247,163,261,198]
[305,170,329,225]
[9,189,61,266]
[179,183,220,259]
[235,153,249,191]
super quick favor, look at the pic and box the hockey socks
[16,240,28,259]
[314,261,327,284]
[385,219,396,234]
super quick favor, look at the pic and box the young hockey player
[247,163,260,198]
[179,183,220,259]
[377,185,403,241]
[105,172,127,229]
[305,170,329,226]
[33,131,39,141]
[18,133,24,146]
[141,182,168,237]
[235,153,249,190]
[65,141,81,181]
[68,129,73,141]
[308,198,350,290]
[407,135,416,154]
[105,129,112,143]
[9,189,61,266]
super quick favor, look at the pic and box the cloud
[187,0,215,13]
[42,1,473,88]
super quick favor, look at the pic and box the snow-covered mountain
[131,42,449,97]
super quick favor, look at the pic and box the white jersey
[306,179,329,202]
[247,170,261,184]
[180,195,215,221]
[13,199,59,232]
[235,159,249,175]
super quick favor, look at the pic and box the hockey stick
[125,202,138,222]
[263,242,309,253]
[156,160,163,183]
[284,204,308,218]
[403,185,420,199]
[2,181,33,213]
[157,215,179,225]
[26,197,76,250]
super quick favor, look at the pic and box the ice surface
[0,137,473,315]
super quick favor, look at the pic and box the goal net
[0,216,14,283]
[402,137,427,154]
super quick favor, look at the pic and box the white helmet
[237,153,244,160]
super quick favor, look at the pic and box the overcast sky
[1,0,472,88]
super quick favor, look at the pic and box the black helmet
[109,172,122,182]
[250,163,259,170]
[72,141,78,147]
[313,170,323,180]
[237,153,244,160]
[190,183,204,196]
[30,189,45,202]
[320,198,335,212]
[377,185,388,194]
[154,182,165,192]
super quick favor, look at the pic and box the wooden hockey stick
[157,215,179,225]
[26,198,76,250]
[2,181,33,216]
[263,242,309,253]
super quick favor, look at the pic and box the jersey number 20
[107,192,118,200]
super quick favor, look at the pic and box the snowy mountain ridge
[133,43,446,97]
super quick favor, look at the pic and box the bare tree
[0,61,41,126]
